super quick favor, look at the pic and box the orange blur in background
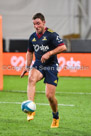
[3,53,91,77]
[0,16,3,90]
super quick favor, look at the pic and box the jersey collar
[36,27,47,38]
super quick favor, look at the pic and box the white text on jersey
[33,44,49,52]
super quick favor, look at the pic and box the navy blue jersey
[28,28,64,65]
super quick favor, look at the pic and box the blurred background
[0,0,91,53]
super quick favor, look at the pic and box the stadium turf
[0,76,91,136]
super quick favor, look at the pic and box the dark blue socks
[52,111,59,119]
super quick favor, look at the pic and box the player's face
[33,18,45,34]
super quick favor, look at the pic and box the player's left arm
[50,44,67,55]
[41,45,66,63]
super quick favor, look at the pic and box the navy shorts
[33,61,58,86]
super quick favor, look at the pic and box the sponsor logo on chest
[33,44,49,52]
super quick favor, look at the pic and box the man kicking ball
[21,13,67,128]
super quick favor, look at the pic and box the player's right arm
[20,51,33,78]
[21,34,34,78]
[26,51,33,68]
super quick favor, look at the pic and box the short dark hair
[32,13,45,21]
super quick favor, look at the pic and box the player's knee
[46,93,53,102]
[28,76,36,85]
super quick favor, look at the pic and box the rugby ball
[21,100,36,113]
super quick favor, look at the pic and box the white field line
[0,101,74,107]
[37,91,91,95]
[5,90,91,95]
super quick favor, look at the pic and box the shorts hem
[44,81,57,87]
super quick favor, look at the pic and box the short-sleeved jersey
[28,27,64,65]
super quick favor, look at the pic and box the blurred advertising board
[3,53,91,77]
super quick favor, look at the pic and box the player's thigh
[45,83,56,98]
[28,68,43,83]
[44,64,58,86]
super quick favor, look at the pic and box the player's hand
[20,67,30,78]
[41,51,51,63]
[20,69,27,78]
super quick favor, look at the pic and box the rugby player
[21,13,67,128]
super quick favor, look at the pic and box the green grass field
[0,76,91,136]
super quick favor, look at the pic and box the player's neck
[43,27,47,33]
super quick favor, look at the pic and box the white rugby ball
[21,100,36,113]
